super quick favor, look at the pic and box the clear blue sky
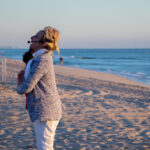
[0,0,150,48]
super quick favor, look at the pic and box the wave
[66,56,138,60]
[81,57,97,59]
[100,57,137,60]
[60,56,97,60]
[107,70,150,84]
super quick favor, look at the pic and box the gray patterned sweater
[17,50,62,122]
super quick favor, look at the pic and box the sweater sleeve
[17,57,48,94]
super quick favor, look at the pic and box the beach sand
[0,58,150,150]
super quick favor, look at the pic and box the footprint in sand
[83,90,93,96]
[0,129,5,135]
[146,131,150,138]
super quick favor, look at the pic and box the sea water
[0,48,150,85]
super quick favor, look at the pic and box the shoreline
[1,57,150,88]
[55,65,150,88]
[0,48,150,87]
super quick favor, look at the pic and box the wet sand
[0,58,150,150]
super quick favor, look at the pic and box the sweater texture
[17,50,62,122]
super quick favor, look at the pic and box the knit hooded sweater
[17,49,62,122]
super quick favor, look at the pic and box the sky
[0,0,150,49]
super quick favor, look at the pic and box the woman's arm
[17,57,48,94]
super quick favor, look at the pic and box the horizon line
[0,47,150,50]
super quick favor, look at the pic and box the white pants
[34,120,59,150]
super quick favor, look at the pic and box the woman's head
[29,26,60,53]
[29,30,45,52]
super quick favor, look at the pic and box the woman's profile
[17,26,62,150]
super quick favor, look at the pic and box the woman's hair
[41,26,60,53]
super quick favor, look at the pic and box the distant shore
[0,58,150,149]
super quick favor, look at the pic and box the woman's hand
[17,70,25,85]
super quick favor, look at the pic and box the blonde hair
[41,26,60,54]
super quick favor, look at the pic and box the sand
[0,58,150,150]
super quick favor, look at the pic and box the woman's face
[30,30,44,51]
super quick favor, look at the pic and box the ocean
[0,48,150,85]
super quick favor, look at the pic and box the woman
[17,26,62,150]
